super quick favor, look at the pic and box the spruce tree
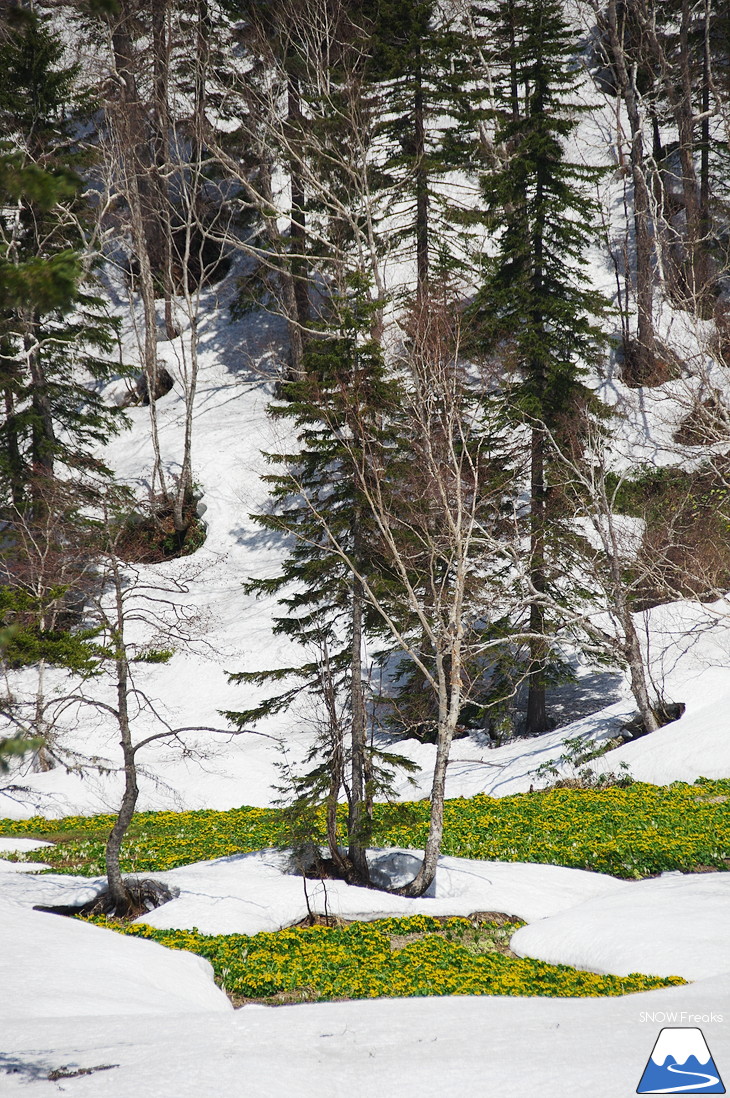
[0,11,128,768]
[225,273,407,883]
[364,0,468,296]
[470,0,609,733]
[0,11,124,513]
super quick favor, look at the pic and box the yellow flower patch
[1,778,728,879]
[86,915,685,1002]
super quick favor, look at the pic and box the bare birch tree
[295,293,525,897]
[38,492,236,916]
[542,414,676,733]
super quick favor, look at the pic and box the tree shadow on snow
[0,1054,118,1083]
[547,669,626,728]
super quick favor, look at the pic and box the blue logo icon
[637,1027,725,1093]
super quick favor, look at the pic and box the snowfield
[2,261,730,1098]
[0,848,629,935]
[0,979,728,1098]
[1,263,730,820]
[2,38,730,1097]
[1,846,729,1096]
[0,899,231,1019]
[2,270,730,1096]
[511,872,730,981]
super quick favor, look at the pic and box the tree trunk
[525,424,548,734]
[25,329,55,484]
[191,0,211,224]
[107,6,169,500]
[105,738,139,914]
[525,90,549,736]
[172,312,196,534]
[641,0,711,309]
[151,0,176,340]
[699,0,712,285]
[508,0,519,122]
[109,6,163,273]
[603,503,662,733]
[348,574,370,883]
[606,0,656,360]
[414,42,429,298]
[257,152,304,380]
[318,637,350,878]
[170,0,213,534]
[288,75,309,364]
[33,658,54,771]
[125,169,169,501]
[674,0,707,304]
[2,383,24,509]
[398,646,459,898]
[624,614,661,732]
[399,721,453,896]
[105,594,138,914]
[326,736,348,877]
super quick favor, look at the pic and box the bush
[532,736,633,790]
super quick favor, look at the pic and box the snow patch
[0,900,231,1018]
[0,836,52,853]
[511,873,730,980]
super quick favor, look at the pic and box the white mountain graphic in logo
[637,1028,725,1094]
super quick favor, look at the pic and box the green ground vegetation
[86,914,685,1003]
[2,778,728,879]
[2,784,713,1002]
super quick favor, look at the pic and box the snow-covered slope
[2,19,729,1098]
[1,49,730,816]
[0,899,230,1018]
[1,848,729,1098]
[0,849,627,935]
[1,978,727,1098]
[3,829,729,1095]
[1,282,729,819]
[511,872,730,980]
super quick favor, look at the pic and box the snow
[0,837,52,853]
[512,873,730,981]
[0,849,628,935]
[0,343,728,1098]
[2,240,730,819]
[0,868,104,909]
[0,858,51,873]
[3,564,730,817]
[4,600,729,815]
[0,899,231,1018]
[1,844,729,1095]
[0,837,53,872]
[0,210,727,1098]
[1,977,729,1097]
[1,28,730,1098]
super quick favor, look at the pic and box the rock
[136,366,175,405]
[368,851,422,891]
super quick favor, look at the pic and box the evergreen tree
[225,273,408,883]
[0,12,128,768]
[363,0,469,296]
[470,0,609,733]
[0,11,124,513]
